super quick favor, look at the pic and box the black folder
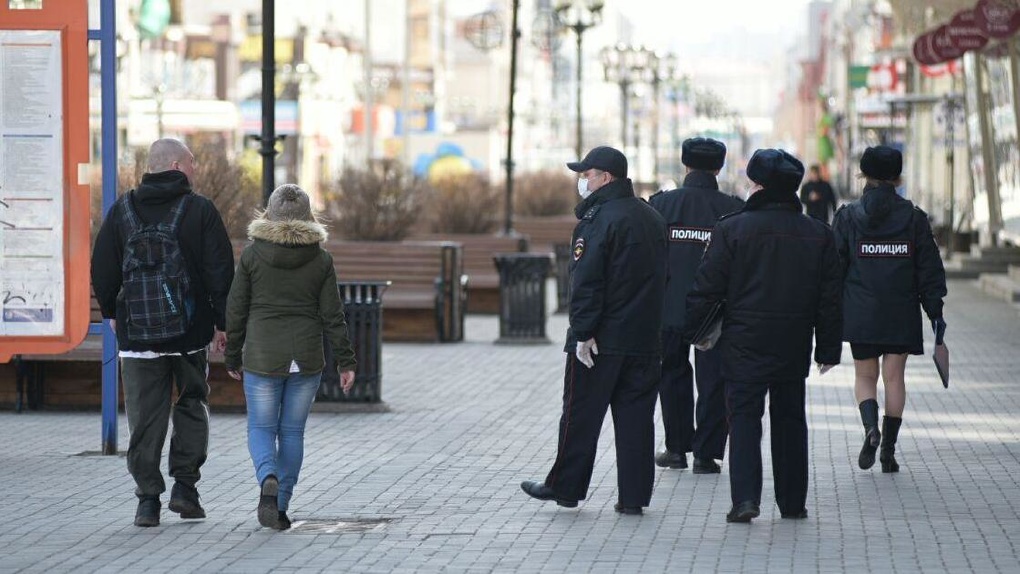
[692,300,724,351]
[933,343,949,388]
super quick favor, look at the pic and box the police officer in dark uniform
[831,146,946,474]
[684,149,842,523]
[648,137,744,474]
[521,146,667,515]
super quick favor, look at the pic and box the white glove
[817,363,835,376]
[576,338,598,369]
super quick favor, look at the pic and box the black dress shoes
[520,480,578,507]
[614,503,642,515]
[726,501,760,523]
[655,451,688,469]
[780,508,808,519]
[692,457,722,474]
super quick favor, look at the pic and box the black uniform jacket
[683,189,843,383]
[91,170,235,353]
[831,183,946,349]
[648,171,744,331]
[564,178,667,357]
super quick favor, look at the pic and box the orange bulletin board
[0,1,90,363]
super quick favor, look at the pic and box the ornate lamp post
[601,44,651,162]
[648,51,677,184]
[554,0,604,159]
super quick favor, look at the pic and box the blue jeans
[243,371,321,511]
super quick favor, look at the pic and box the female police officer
[831,146,947,473]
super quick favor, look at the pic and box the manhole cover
[288,518,391,534]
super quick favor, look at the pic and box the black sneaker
[278,511,292,530]
[655,451,688,469]
[134,497,160,527]
[258,475,281,529]
[168,482,206,519]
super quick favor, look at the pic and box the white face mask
[577,178,592,199]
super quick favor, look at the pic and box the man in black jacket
[649,137,744,474]
[684,149,842,523]
[91,138,234,527]
[799,164,838,223]
[521,146,667,515]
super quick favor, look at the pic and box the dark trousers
[121,351,210,498]
[726,378,808,513]
[545,353,660,507]
[658,331,728,459]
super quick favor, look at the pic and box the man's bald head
[147,138,195,182]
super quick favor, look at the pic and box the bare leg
[880,354,908,417]
[854,358,879,404]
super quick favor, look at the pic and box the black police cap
[860,146,902,180]
[567,145,628,179]
[746,148,805,192]
[682,137,726,171]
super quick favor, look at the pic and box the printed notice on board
[0,30,64,336]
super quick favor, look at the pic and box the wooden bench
[406,233,528,314]
[323,240,465,342]
[514,215,576,254]
[515,216,577,312]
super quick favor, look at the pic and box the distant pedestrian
[521,146,667,515]
[831,146,947,474]
[648,137,743,474]
[799,164,838,224]
[225,184,356,530]
[684,149,842,523]
[91,138,235,527]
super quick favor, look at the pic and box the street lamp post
[554,0,603,160]
[649,52,677,184]
[601,44,653,177]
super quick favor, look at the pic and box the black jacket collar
[681,170,719,190]
[744,187,802,213]
[575,178,635,218]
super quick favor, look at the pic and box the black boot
[880,416,902,473]
[857,399,881,470]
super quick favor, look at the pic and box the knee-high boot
[880,416,902,473]
[857,399,881,470]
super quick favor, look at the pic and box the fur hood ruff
[247,218,328,245]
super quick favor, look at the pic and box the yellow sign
[238,36,294,63]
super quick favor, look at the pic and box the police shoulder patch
[573,237,586,261]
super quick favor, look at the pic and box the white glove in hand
[576,338,598,369]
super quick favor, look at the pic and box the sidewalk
[1,279,1018,573]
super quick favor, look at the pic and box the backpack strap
[166,194,192,233]
[119,191,143,232]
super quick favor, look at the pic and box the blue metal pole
[98,0,119,456]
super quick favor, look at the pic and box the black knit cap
[567,145,628,178]
[746,149,805,192]
[860,146,902,180]
[682,137,726,170]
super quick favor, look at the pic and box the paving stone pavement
[1,279,1018,573]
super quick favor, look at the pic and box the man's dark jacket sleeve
[682,223,733,342]
[91,203,124,319]
[200,201,235,330]
[814,232,843,365]
[569,231,607,342]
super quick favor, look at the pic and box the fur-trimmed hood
[247,218,328,270]
[248,218,328,245]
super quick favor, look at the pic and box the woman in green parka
[225,184,356,530]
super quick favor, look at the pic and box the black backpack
[117,192,194,343]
